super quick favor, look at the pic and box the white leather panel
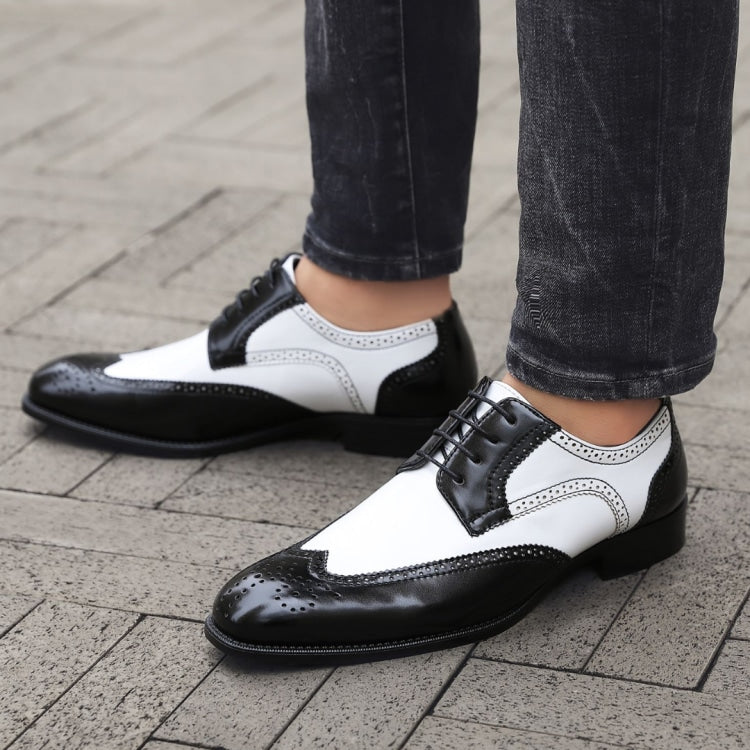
[102,282,439,414]
[302,388,673,575]
[244,307,437,412]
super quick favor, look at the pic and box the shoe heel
[337,415,439,458]
[593,497,687,580]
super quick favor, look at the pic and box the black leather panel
[438,400,558,535]
[375,302,478,417]
[212,543,568,647]
[208,262,304,370]
[637,398,688,527]
[27,353,315,441]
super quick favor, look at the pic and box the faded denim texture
[303,0,480,280]
[302,0,739,399]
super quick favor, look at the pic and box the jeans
[302,0,739,400]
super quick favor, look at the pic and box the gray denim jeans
[302,0,739,400]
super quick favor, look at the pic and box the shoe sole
[203,498,687,664]
[21,394,440,459]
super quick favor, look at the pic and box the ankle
[502,373,661,446]
[295,256,452,331]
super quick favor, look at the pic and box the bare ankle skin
[295,256,452,331]
[502,373,661,446]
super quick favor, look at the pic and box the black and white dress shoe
[22,255,477,457]
[205,377,688,662]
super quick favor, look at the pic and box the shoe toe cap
[211,551,338,648]
[27,353,121,412]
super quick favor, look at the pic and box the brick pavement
[1,1,749,748]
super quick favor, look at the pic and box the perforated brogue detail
[550,408,670,464]
[294,306,435,349]
[509,478,629,535]
[246,349,364,412]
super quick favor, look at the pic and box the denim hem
[302,231,463,281]
[505,343,715,400]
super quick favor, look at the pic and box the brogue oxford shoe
[205,378,687,662]
[23,255,477,457]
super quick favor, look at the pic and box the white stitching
[294,305,435,350]
[246,349,365,412]
[549,409,670,465]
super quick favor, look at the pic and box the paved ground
[1,1,749,748]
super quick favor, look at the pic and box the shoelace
[416,387,518,484]
[222,258,283,320]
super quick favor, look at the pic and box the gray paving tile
[0,368,33,408]
[0,600,137,747]
[0,594,40,636]
[406,717,625,750]
[183,70,303,142]
[701,639,750,701]
[157,659,331,749]
[60,278,230,324]
[167,194,310,293]
[13,305,201,351]
[732,596,750,639]
[0,407,44,464]
[117,138,313,194]
[162,467,378,529]
[476,569,642,670]
[9,617,220,750]
[435,658,750,750]
[0,332,95,373]
[0,540,218,619]
[101,188,276,285]
[0,434,111,495]
[0,489,307,570]
[212,440,399,488]
[0,217,74,278]
[273,647,471,750]
[586,489,750,688]
[683,444,750,493]
[71,454,208,508]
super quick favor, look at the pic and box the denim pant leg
[303,0,480,281]
[507,0,739,399]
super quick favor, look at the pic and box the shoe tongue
[485,379,529,406]
[467,379,528,423]
[440,379,528,452]
[282,253,302,284]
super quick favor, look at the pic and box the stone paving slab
[0,594,40,637]
[405,717,626,750]
[732,597,750,639]
[272,647,472,750]
[0,600,137,747]
[0,431,112,495]
[585,489,750,688]
[70,453,209,508]
[155,659,332,749]
[476,569,642,670]
[162,468,379,530]
[0,406,42,464]
[1,540,220,620]
[0,489,308,570]
[8,617,221,750]
[435,659,750,750]
[701,639,750,701]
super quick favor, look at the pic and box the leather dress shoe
[22,255,477,457]
[205,377,687,662]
